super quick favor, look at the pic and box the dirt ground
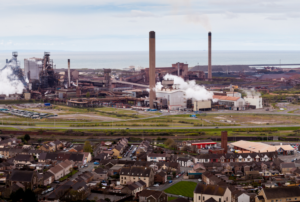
[52,114,120,121]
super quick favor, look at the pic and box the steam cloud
[156,74,213,100]
[241,88,261,97]
[185,13,212,32]
[0,60,25,96]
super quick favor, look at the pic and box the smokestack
[221,131,228,153]
[149,31,156,109]
[208,32,212,80]
[68,59,71,88]
[177,63,179,76]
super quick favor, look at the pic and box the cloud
[224,11,239,19]
[266,15,287,20]
[115,10,158,18]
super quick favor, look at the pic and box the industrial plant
[1,31,298,112]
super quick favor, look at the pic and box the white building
[213,95,246,111]
[147,153,166,162]
[156,89,186,108]
[244,95,263,109]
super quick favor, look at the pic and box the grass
[164,181,197,197]
[59,169,78,182]
[168,197,177,201]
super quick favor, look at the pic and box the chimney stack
[208,32,212,80]
[221,131,228,153]
[149,31,156,109]
[68,59,71,87]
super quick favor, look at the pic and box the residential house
[43,172,55,186]
[126,180,146,197]
[238,193,256,202]
[280,162,296,174]
[194,184,232,202]
[48,165,64,180]
[13,154,34,168]
[68,144,84,153]
[154,171,167,184]
[120,166,154,187]
[39,143,55,152]
[256,187,300,202]
[177,157,194,167]
[147,153,167,162]
[47,179,91,201]
[194,152,277,164]
[77,171,93,183]
[9,170,38,190]
[202,172,222,185]
[112,145,123,158]
[92,167,108,181]
[139,190,167,202]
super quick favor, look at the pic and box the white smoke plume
[0,67,25,96]
[167,0,212,31]
[156,74,213,101]
[241,88,261,97]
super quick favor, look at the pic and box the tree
[24,134,31,142]
[10,188,37,202]
[86,92,90,98]
[83,141,93,153]
[164,138,175,147]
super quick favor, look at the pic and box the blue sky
[0,0,300,51]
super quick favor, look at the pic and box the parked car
[169,180,173,183]
[94,162,100,165]
[47,187,54,192]
[84,164,88,167]
[198,179,202,182]
[153,184,160,187]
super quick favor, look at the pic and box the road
[1,124,300,130]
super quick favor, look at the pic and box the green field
[164,181,197,197]
[168,197,177,201]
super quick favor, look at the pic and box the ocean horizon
[1,50,300,70]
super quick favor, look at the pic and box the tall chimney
[177,63,180,76]
[149,31,156,109]
[68,59,71,87]
[208,32,212,80]
[221,131,228,153]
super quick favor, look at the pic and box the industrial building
[193,100,212,111]
[244,95,263,109]
[230,140,294,155]
[213,95,246,111]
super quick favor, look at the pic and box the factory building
[156,89,186,110]
[244,95,263,109]
[213,95,246,111]
[230,140,294,155]
[193,100,212,111]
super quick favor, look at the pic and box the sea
[0,50,300,70]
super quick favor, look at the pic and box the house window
[219,198,221,202]
[199,196,201,200]
[295,199,297,200]
[203,197,205,201]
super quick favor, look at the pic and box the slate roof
[120,166,152,177]
[263,187,300,199]
[205,198,218,202]
[14,154,32,161]
[10,170,34,182]
[138,190,164,199]
[194,184,226,196]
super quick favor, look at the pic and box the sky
[0,0,300,51]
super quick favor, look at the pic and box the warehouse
[244,95,263,109]
[213,95,246,111]
[193,100,212,111]
[156,89,186,108]
[230,140,295,155]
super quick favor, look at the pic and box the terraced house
[120,166,154,187]
[256,187,300,202]
[194,152,277,163]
